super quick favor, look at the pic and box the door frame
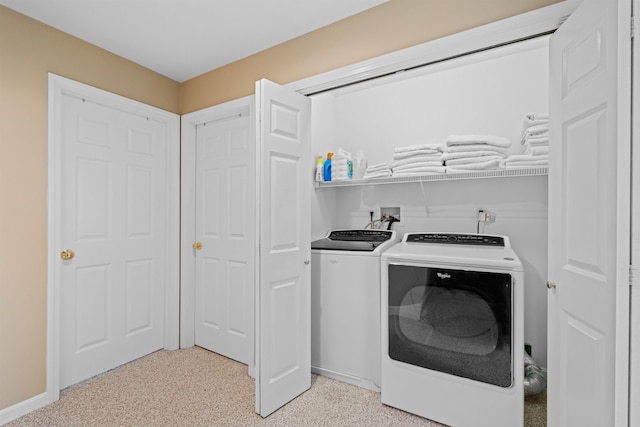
[46,73,181,403]
[180,95,255,350]
[287,2,578,96]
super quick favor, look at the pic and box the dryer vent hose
[524,354,547,396]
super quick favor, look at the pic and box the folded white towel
[522,113,549,130]
[445,155,504,166]
[521,126,549,144]
[363,170,393,179]
[523,139,549,151]
[392,155,443,168]
[525,124,549,135]
[394,170,446,177]
[394,162,445,171]
[394,144,442,154]
[365,163,391,172]
[446,159,502,171]
[445,144,509,155]
[522,136,549,146]
[506,158,548,166]
[446,135,511,148]
[505,160,548,168]
[524,113,549,122]
[393,149,444,160]
[506,154,549,162]
[525,146,549,156]
[393,166,446,176]
[525,134,549,142]
[441,150,506,161]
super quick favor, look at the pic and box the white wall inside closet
[310,36,550,365]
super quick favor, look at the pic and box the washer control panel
[406,233,505,247]
[328,230,394,242]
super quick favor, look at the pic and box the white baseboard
[0,392,50,426]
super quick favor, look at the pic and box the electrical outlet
[381,206,401,222]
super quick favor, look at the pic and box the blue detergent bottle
[324,152,333,182]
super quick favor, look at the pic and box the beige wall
[180,0,561,113]
[0,6,180,410]
[1,0,559,414]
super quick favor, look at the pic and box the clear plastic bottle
[353,150,367,179]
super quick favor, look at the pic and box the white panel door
[194,112,254,364]
[255,79,311,417]
[548,0,631,425]
[59,94,168,388]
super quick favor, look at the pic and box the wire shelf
[314,167,548,188]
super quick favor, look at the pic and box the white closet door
[255,79,311,417]
[59,94,168,388]
[194,112,254,364]
[547,0,631,425]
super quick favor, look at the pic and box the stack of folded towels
[363,162,392,179]
[442,135,511,173]
[505,113,549,168]
[391,144,445,177]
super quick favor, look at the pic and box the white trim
[630,0,640,425]
[0,392,49,425]
[46,74,180,410]
[615,0,633,425]
[179,95,254,349]
[287,1,579,95]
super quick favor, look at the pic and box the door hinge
[630,265,637,287]
[632,16,637,40]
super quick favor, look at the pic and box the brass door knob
[60,249,75,261]
[546,281,557,289]
[192,242,202,250]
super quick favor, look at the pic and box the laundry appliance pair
[311,229,524,427]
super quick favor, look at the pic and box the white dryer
[381,233,524,427]
[311,229,399,391]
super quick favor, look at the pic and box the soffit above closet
[0,0,387,82]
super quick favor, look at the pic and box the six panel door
[59,94,168,388]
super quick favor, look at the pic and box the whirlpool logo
[437,272,451,279]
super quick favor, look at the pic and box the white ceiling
[1,0,387,82]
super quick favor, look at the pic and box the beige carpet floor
[7,347,546,426]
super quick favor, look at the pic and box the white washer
[381,233,524,427]
[311,229,399,391]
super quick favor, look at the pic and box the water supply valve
[477,210,496,224]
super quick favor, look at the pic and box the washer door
[387,264,513,387]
